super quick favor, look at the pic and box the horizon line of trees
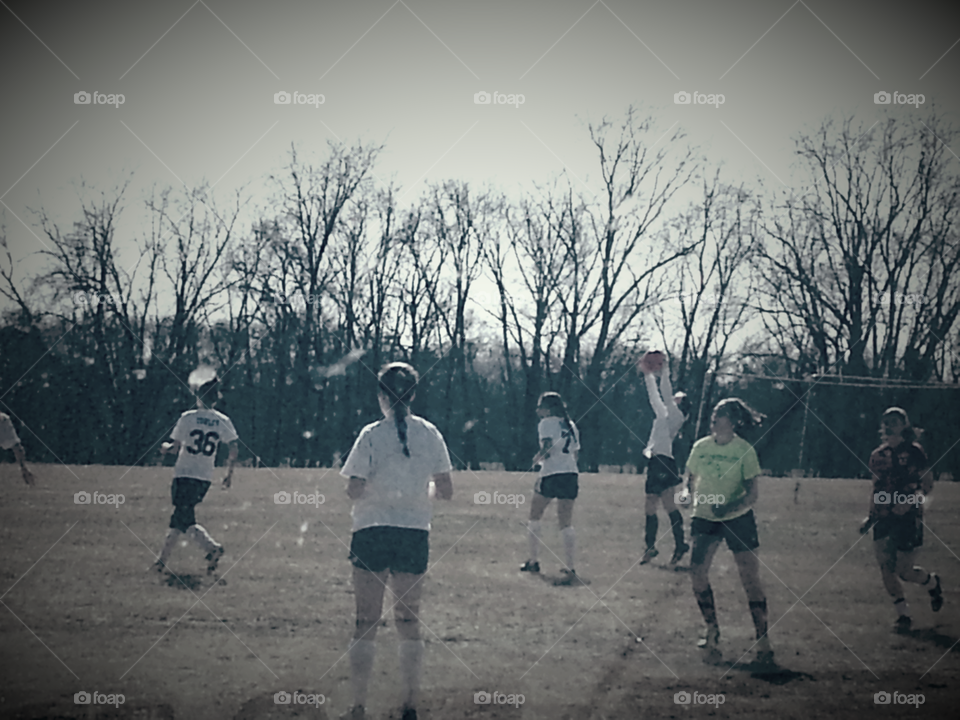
[2,107,959,479]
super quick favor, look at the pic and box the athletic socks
[158,528,181,564]
[748,599,768,639]
[644,514,658,550]
[668,510,684,548]
[398,639,424,709]
[695,587,718,627]
[187,524,218,555]
[528,520,541,562]
[894,598,909,617]
[562,526,576,570]
[349,638,376,708]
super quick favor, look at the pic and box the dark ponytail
[378,362,419,457]
[538,391,576,441]
[712,397,764,433]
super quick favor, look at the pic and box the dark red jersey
[869,440,929,519]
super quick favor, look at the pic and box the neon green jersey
[686,435,761,521]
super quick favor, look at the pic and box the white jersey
[644,372,685,459]
[341,414,452,532]
[0,413,20,450]
[171,408,238,481]
[538,416,579,477]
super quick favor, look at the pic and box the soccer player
[153,377,238,575]
[685,398,772,666]
[340,363,453,720]
[520,391,581,585]
[859,407,943,632]
[0,411,35,485]
[639,356,690,566]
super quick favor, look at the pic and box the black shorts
[645,454,682,495]
[535,472,579,500]
[169,477,211,532]
[873,513,923,552]
[691,510,760,562]
[349,526,429,575]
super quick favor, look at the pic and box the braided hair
[378,362,419,457]
[538,391,576,440]
[712,397,764,433]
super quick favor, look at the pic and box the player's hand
[21,466,35,486]
[859,516,874,535]
[161,441,174,454]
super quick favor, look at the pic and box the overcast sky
[1,0,957,293]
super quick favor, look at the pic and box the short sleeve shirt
[341,415,453,532]
[869,440,928,519]
[686,435,761,521]
[538,417,580,477]
[171,408,239,481]
[0,413,20,450]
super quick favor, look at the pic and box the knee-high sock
[528,520,541,562]
[158,528,181,564]
[668,510,684,548]
[645,514,658,549]
[695,587,718,627]
[187,524,218,554]
[748,599,768,639]
[894,598,909,618]
[398,639,424,708]
[349,638,376,707]
[561,526,576,569]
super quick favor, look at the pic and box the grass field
[0,465,958,719]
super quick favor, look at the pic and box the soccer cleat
[640,546,659,565]
[520,560,540,573]
[557,568,579,586]
[149,559,167,573]
[754,635,774,666]
[205,546,224,575]
[401,707,417,720]
[668,542,690,567]
[698,624,721,664]
[929,573,943,612]
[894,615,912,634]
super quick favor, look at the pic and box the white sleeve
[341,428,372,479]
[660,372,684,424]
[0,415,19,450]
[432,429,453,475]
[219,415,238,443]
[170,415,189,443]
[645,373,668,419]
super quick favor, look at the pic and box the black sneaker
[668,542,690,567]
[520,560,540,573]
[929,573,943,612]
[894,615,912,633]
[557,568,579,586]
[640,546,659,565]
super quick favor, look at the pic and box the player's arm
[919,466,934,496]
[222,441,238,488]
[433,471,453,500]
[533,437,553,465]
[860,459,882,533]
[645,372,669,419]
[346,476,366,500]
[12,443,34,485]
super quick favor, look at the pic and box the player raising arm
[340,363,453,720]
[686,398,773,666]
[0,412,35,485]
[638,352,690,566]
[860,407,943,632]
[153,376,238,576]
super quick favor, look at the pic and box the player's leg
[895,548,943,612]
[690,525,722,662]
[660,486,689,565]
[643,492,659,557]
[874,537,910,630]
[523,492,551,572]
[349,566,388,713]
[557,498,576,574]
[390,571,425,717]
[733,550,772,663]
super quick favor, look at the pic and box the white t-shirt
[341,414,452,532]
[171,408,238,481]
[538,416,580,476]
[0,413,20,450]
[644,373,685,458]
